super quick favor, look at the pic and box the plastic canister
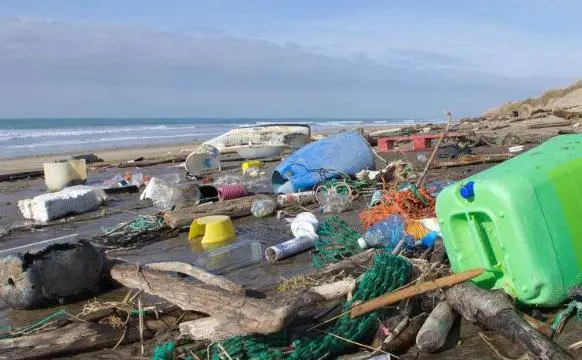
[436,134,582,306]
[43,159,87,192]
[185,144,221,176]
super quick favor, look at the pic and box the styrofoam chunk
[18,186,107,222]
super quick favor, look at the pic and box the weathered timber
[431,154,512,168]
[0,321,152,360]
[0,170,44,182]
[117,156,187,168]
[163,194,270,228]
[350,268,484,319]
[528,121,572,129]
[145,261,244,295]
[445,282,573,360]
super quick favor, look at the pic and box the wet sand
[0,143,197,175]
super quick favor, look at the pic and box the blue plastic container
[272,131,375,193]
[357,215,408,250]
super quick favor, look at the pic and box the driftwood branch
[0,322,153,360]
[431,154,512,168]
[145,261,244,294]
[179,278,356,341]
[111,262,356,339]
[163,194,270,228]
[416,111,453,187]
[350,268,484,319]
[445,282,573,360]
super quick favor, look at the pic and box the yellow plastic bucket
[188,215,236,245]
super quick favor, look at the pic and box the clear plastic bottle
[319,193,352,214]
[194,241,264,274]
[251,199,277,217]
[358,215,407,250]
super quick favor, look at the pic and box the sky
[1,1,581,119]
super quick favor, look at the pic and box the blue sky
[1,1,581,118]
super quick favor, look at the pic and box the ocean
[0,118,430,159]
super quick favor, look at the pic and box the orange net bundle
[360,188,436,229]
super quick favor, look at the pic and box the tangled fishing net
[95,215,172,247]
[360,186,435,229]
[312,216,363,268]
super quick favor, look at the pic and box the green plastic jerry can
[436,135,582,306]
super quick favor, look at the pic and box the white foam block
[18,186,107,222]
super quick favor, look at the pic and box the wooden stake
[416,111,453,188]
[350,268,484,319]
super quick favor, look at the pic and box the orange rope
[360,188,436,229]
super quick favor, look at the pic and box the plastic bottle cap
[459,181,475,199]
[357,237,368,250]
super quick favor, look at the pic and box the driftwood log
[111,263,356,340]
[179,278,356,341]
[528,121,572,129]
[0,322,153,360]
[163,194,271,228]
[445,282,573,360]
[431,154,512,168]
[117,156,187,168]
[0,170,45,182]
[145,261,244,295]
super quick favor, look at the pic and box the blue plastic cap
[459,181,475,199]
[420,231,440,248]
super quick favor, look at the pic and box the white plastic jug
[43,159,87,192]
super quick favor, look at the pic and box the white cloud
[0,18,570,118]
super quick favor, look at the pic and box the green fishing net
[312,216,364,268]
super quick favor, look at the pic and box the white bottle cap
[357,237,368,249]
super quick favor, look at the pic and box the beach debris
[203,124,311,154]
[0,170,45,182]
[103,169,146,188]
[145,261,245,295]
[378,313,429,354]
[416,112,453,188]
[357,214,411,251]
[272,131,375,193]
[140,177,201,210]
[242,159,265,176]
[436,135,582,306]
[195,240,263,273]
[416,301,458,352]
[509,145,526,153]
[18,185,107,222]
[70,153,104,164]
[360,187,436,229]
[356,160,417,183]
[94,214,172,247]
[118,155,187,168]
[217,183,248,201]
[529,121,573,129]
[188,215,236,246]
[43,159,87,192]
[251,198,277,217]
[266,236,318,263]
[445,282,573,360]
[265,212,319,262]
[163,194,270,228]
[350,268,485,319]
[377,132,465,153]
[312,216,364,268]
[0,240,106,309]
[236,144,287,159]
[195,253,411,359]
[184,144,221,176]
[431,153,513,168]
